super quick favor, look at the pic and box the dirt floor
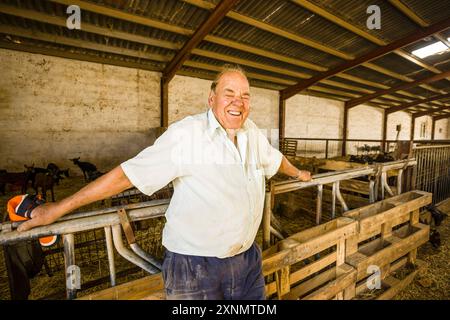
[0,175,449,300]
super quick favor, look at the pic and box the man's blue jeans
[162,243,266,300]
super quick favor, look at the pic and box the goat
[69,157,97,182]
[34,172,55,202]
[0,170,33,194]
[46,163,69,185]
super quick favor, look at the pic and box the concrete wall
[413,116,433,140]
[0,49,279,172]
[435,118,449,140]
[386,111,411,140]
[0,49,161,172]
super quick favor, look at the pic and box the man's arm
[278,155,312,182]
[17,166,133,232]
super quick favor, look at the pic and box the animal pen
[1,145,448,300]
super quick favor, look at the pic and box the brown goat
[34,172,55,201]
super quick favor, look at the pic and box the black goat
[46,163,69,185]
[425,205,448,227]
[69,157,97,182]
[429,229,441,249]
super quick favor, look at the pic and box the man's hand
[296,170,312,182]
[17,202,61,232]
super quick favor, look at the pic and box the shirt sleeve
[120,123,186,195]
[256,129,283,179]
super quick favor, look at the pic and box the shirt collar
[206,108,249,138]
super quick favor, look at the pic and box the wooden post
[279,95,286,151]
[263,191,272,250]
[431,118,436,140]
[160,78,169,128]
[342,106,349,156]
[410,116,415,141]
[382,111,388,153]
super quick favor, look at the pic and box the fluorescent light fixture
[412,41,448,58]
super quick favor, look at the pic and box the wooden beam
[386,93,450,115]
[7,1,445,107]
[0,3,181,50]
[433,114,450,121]
[184,0,353,60]
[50,0,192,35]
[410,116,415,140]
[0,40,162,73]
[346,70,450,108]
[162,0,238,83]
[280,18,450,100]
[291,0,448,90]
[413,106,450,118]
[388,0,428,27]
[0,25,171,62]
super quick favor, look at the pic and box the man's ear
[208,91,215,107]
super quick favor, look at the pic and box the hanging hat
[7,194,59,247]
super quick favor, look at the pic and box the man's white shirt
[121,109,282,258]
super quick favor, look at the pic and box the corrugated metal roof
[400,0,450,25]
[371,52,424,78]
[307,0,419,42]
[213,17,345,68]
[233,0,377,57]
[197,41,318,77]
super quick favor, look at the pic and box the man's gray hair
[210,64,248,92]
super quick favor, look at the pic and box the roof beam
[184,0,353,60]
[280,11,450,99]
[413,106,450,118]
[292,0,449,87]
[162,0,239,83]
[434,114,450,121]
[50,0,192,35]
[346,70,450,108]
[0,40,162,73]
[0,25,171,62]
[386,93,450,114]
[7,1,445,107]
[37,1,442,105]
[387,0,428,27]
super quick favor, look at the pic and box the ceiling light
[412,41,448,58]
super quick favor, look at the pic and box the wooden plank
[78,273,164,300]
[348,224,429,280]
[262,219,357,275]
[280,268,335,300]
[265,251,337,296]
[302,264,357,300]
[275,267,291,298]
[376,260,427,300]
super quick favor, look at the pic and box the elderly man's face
[209,71,250,130]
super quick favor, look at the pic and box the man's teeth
[228,111,242,116]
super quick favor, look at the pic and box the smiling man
[18,64,311,300]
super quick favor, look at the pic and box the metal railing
[413,145,450,205]
[262,159,416,250]
[283,137,450,158]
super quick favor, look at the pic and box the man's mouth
[227,110,242,116]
